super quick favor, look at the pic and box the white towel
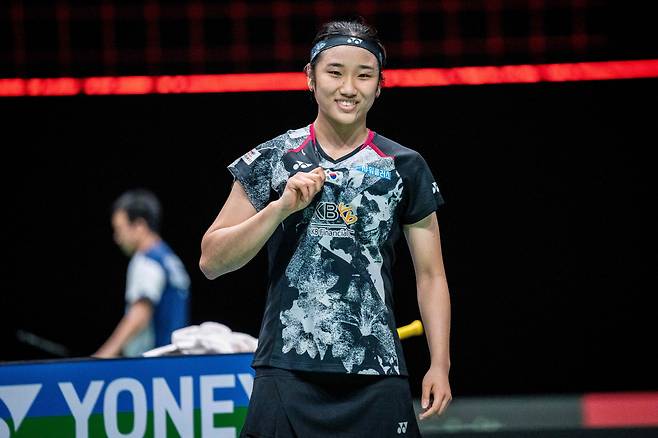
[142,321,258,357]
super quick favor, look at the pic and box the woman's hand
[419,364,452,420]
[276,167,326,217]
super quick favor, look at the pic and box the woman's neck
[313,117,368,152]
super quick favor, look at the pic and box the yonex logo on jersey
[355,164,391,180]
[293,160,312,170]
[397,421,408,434]
[432,182,440,194]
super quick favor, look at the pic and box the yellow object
[397,320,424,340]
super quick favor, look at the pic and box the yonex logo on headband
[310,35,385,68]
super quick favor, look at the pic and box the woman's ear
[375,86,381,98]
[305,63,314,92]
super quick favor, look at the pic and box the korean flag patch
[324,169,344,185]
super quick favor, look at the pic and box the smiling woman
[199,18,451,437]
[305,21,385,158]
[308,43,380,147]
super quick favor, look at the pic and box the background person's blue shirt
[123,240,190,356]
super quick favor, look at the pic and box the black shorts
[240,367,421,438]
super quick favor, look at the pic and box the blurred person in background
[95,189,190,358]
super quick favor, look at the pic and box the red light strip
[583,392,658,428]
[2,59,658,97]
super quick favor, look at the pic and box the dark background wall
[2,0,657,401]
[1,77,655,398]
[2,1,657,78]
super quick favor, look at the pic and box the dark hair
[112,189,162,233]
[307,19,386,83]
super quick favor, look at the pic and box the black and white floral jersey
[228,124,444,376]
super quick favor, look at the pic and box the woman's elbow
[199,231,243,279]
[199,250,238,279]
[200,233,222,279]
[199,238,222,279]
[199,255,219,280]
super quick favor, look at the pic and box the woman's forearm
[417,274,451,370]
[200,199,288,279]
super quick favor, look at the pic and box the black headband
[310,35,385,68]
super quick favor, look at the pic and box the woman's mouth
[336,99,357,111]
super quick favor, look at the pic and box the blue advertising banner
[0,353,254,437]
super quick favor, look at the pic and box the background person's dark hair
[112,189,162,233]
[307,18,387,84]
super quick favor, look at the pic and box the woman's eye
[328,71,341,76]
[359,74,372,78]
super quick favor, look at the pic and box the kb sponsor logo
[314,202,357,225]
[309,202,358,238]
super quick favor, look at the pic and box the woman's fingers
[286,167,326,208]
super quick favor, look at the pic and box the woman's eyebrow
[325,62,375,70]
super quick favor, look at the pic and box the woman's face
[310,45,381,128]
